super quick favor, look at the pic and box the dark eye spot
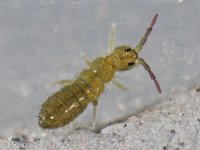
[124,48,131,52]
[128,62,135,66]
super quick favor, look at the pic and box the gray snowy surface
[0,0,200,149]
[1,85,200,150]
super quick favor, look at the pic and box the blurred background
[0,0,200,133]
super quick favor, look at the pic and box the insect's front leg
[111,79,128,91]
[107,23,116,54]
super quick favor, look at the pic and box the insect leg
[49,79,74,88]
[107,23,116,54]
[112,79,128,91]
[135,13,158,53]
[92,100,98,128]
[135,58,161,93]
[80,52,91,66]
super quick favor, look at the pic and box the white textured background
[0,0,200,134]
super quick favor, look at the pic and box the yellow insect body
[39,14,161,129]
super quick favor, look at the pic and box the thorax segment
[90,57,115,83]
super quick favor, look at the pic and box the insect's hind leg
[49,79,74,88]
[80,52,91,66]
[92,100,98,129]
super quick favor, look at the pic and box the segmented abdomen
[39,68,105,128]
